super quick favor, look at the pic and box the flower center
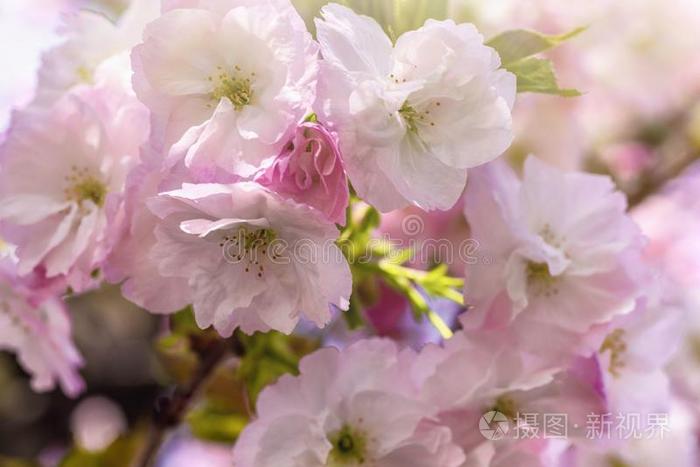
[526,261,559,297]
[209,65,254,110]
[327,425,367,465]
[399,102,421,134]
[76,65,93,84]
[221,227,279,278]
[600,329,627,378]
[398,100,439,135]
[492,395,518,421]
[63,166,107,207]
[607,456,631,467]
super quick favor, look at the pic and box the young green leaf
[506,57,581,97]
[487,27,586,65]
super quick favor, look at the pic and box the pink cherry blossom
[591,296,683,422]
[132,0,318,174]
[462,157,647,339]
[32,0,159,107]
[315,4,515,211]
[117,181,351,336]
[633,163,700,409]
[256,121,349,225]
[233,338,466,467]
[415,328,605,455]
[0,259,84,397]
[0,85,148,292]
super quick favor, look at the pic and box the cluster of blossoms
[0,0,696,465]
[234,156,686,466]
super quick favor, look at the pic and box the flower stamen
[209,66,254,110]
[398,101,438,134]
[222,227,278,278]
[492,395,518,421]
[63,166,107,207]
[600,329,627,378]
[327,425,367,465]
[526,261,559,297]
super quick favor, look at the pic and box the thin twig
[132,336,238,467]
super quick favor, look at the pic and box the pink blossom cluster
[233,156,692,466]
[0,0,696,465]
[0,0,514,381]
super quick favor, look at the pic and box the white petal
[315,3,393,77]
[382,137,467,211]
[16,205,78,276]
[0,195,70,225]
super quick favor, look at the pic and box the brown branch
[132,335,242,467]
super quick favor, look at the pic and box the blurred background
[1,0,700,465]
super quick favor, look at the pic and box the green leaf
[505,57,581,97]
[236,332,319,406]
[487,27,584,97]
[487,27,586,65]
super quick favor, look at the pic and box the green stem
[359,261,460,339]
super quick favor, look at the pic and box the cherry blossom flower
[256,121,349,225]
[122,181,351,335]
[634,163,700,408]
[0,85,148,291]
[132,0,318,175]
[462,157,646,338]
[105,152,240,314]
[591,297,683,420]
[32,0,160,107]
[0,259,84,397]
[315,3,515,211]
[232,338,465,466]
[415,328,605,455]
